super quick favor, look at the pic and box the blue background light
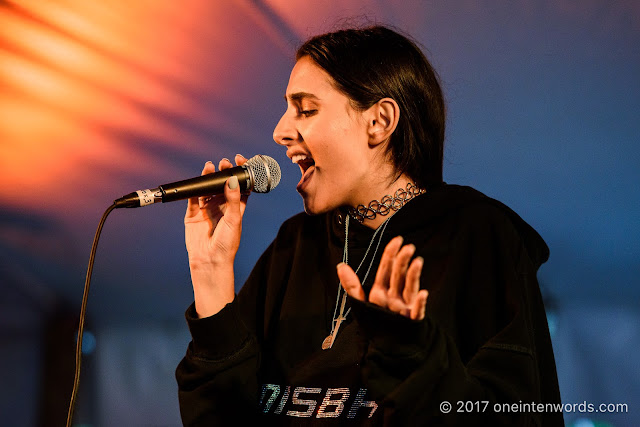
[0,1,637,425]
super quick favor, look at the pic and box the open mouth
[291,154,316,191]
[291,154,315,174]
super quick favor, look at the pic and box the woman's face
[273,56,376,215]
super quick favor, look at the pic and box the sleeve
[175,236,283,426]
[175,300,260,426]
[175,215,299,426]
[349,206,563,426]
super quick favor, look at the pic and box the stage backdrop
[1,1,638,426]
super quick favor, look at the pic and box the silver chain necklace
[321,214,392,350]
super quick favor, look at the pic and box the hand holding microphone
[183,154,260,318]
[67,154,281,421]
[114,153,281,318]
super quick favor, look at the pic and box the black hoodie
[176,184,563,426]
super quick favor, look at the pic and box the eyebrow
[285,92,320,103]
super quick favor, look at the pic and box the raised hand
[185,154,249,318]
[337,236,428,320]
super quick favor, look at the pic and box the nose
[273,110,297,146]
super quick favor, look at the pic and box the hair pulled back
[297,25,445,187]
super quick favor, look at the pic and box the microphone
[114,154,281,208]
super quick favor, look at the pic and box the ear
[366,98,400,146]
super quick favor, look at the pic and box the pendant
[321,314,345,350]
[321,335,333,350]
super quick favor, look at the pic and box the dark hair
[297,25,445,186]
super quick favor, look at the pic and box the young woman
[176,26,563,425]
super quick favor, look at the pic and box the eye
[299,109,317,118]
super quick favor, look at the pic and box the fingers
[233,154,251,208]
[402,256,423,305]
[203,160,216,174]
[222,174,242,227]
[199,161,223,210]
[410,290,429,321]
[220,155,250,207]
[372,236,404,290]
[186,155,250,217]
[337,262,366,301]
[368,236,428,319]
[369,236,401,306]
[186,161,216,217]
[220,154,248,169]
[217,157,242,218]
[339,235,428,320]
[389,243,416,298]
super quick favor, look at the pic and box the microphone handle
[160,165,252,203]
[114,165,252,208]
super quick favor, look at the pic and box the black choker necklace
[348,182,425,223]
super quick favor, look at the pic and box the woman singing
[176,25,563,426]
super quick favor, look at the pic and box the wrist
[189,261,235,318]
[188,251,236,270]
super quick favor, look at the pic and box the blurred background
[1,0,638,426]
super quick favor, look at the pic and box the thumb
[223,176,242,226]
[337,263,365,301]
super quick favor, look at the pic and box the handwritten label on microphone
[136,189,156,207]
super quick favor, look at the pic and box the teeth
[291,154,309,164]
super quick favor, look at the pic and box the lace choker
[348,182,425,223]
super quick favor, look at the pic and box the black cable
[66,202,116,427]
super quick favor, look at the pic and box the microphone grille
[246,155,282,193]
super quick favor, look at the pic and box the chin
[300,194,335,216]
[302,202,324,216]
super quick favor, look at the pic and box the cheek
[303,114,368,165]
[328,114,359,139]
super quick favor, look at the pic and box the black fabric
[176,184,563,425]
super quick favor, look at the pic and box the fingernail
[221,157,230,163]
[236,153,246,159]
[205,161,213,166]
[228,176,239,189]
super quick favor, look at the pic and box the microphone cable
[64,155,280,425]
[66,202,116,427]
